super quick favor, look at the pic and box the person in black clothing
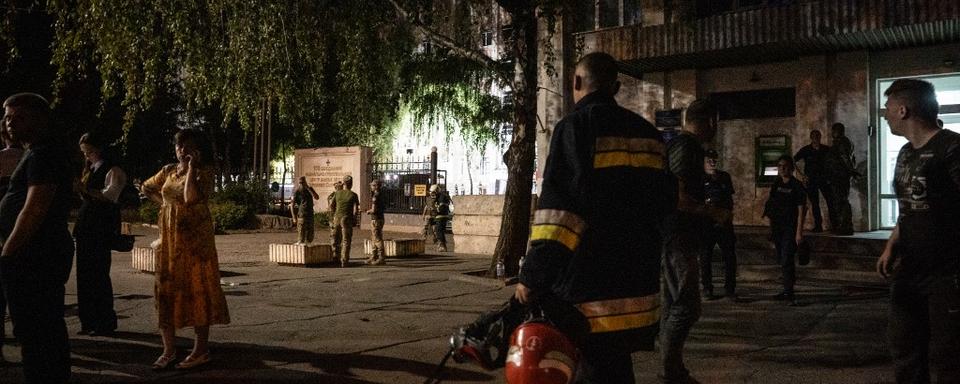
[74,132,127,336]
[793,130,832,232]
[877,78,960,384]
[762,155,806,306]
[515,52,676,384]
[0,122,23,349]
[661,99,725,384]
[826,122,858,235]
[0,93,76,384]
[701,149,737,301]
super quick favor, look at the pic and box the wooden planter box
[131,247,156,273]
[363,238,425,257]
[269,243,335,266]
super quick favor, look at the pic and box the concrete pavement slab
[0,226,899,383]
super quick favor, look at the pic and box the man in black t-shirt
[0,93,76,384]
[762,155,806,305]
[825,122,858,235]
[877,78,960,384]
[793,129,832,232]
[702,150,738,300]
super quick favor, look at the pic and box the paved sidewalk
[0,226,897,383]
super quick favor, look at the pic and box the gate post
[430,146,438,185]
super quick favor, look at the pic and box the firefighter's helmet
[504,320,579,384]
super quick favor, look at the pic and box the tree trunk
[489,5,538,277]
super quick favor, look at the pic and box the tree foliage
[46,1,415,146]
[4,0,571,275]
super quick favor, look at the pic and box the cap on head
[429,184,439,193]
[342,174,353,183]
[705,149,719,159]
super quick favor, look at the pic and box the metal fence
[369,157,446,214]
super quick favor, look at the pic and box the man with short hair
[762,155,806,306]
[332,175,360,267]
[328,180,343,246]
[702,149,737,300]
[826,122,858,235]
[366,179,386,265]
[793,129,832,233]
[877,78,960,383]
[430,184,451,252]
[291,176,320,244]
[515,52,676,383]
[0,93,76,383]
[661,98,726,384]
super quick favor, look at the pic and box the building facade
[541,0,960,231]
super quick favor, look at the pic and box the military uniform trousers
[369,218,385,263]
[297,215,315,243]
[332,215,355,265]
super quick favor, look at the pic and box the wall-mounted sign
[656,109,683,144]
[414,184,428,197]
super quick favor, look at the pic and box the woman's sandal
[175,352,210,370]
[151,354,177,371]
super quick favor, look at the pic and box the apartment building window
[481,30,494,47]
[574,1,596,32]
[500,25,514,44]
[623,0,642,26]
[599,0,619,28]
[696,0,794,18]
[576,0,643,31]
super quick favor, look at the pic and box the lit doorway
[877,73,960,228]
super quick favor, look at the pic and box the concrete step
[720,226,890,284]
[735,265,887,286]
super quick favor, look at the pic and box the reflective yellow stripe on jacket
[529,209,586,252]
[576,294,660,333]
[594,137,664,170]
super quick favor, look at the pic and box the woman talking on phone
[140,129,230,370]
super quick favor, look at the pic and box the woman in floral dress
[141,129,229,370]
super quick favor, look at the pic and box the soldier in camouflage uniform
[327,181,343,247]
[331,176,360,267]
[290,176,320,244]
[366,179,386,265]
[421,187,437,244]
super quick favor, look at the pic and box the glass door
[877,74,960,228]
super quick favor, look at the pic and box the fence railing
[369,158,446,214]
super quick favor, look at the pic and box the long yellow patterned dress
[142,164,230,329]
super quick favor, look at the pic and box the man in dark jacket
[661,99,725,384]
[515,52,676,383]
[702,149,738,300]
[826,122,857,235]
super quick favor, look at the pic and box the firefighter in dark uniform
[515,52,677,384]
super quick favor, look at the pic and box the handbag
[112,234,135,252]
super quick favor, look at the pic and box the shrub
[213,180,271,214]
[139,200,160,224]
[210,201,255,231]
[314,211,332,228]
